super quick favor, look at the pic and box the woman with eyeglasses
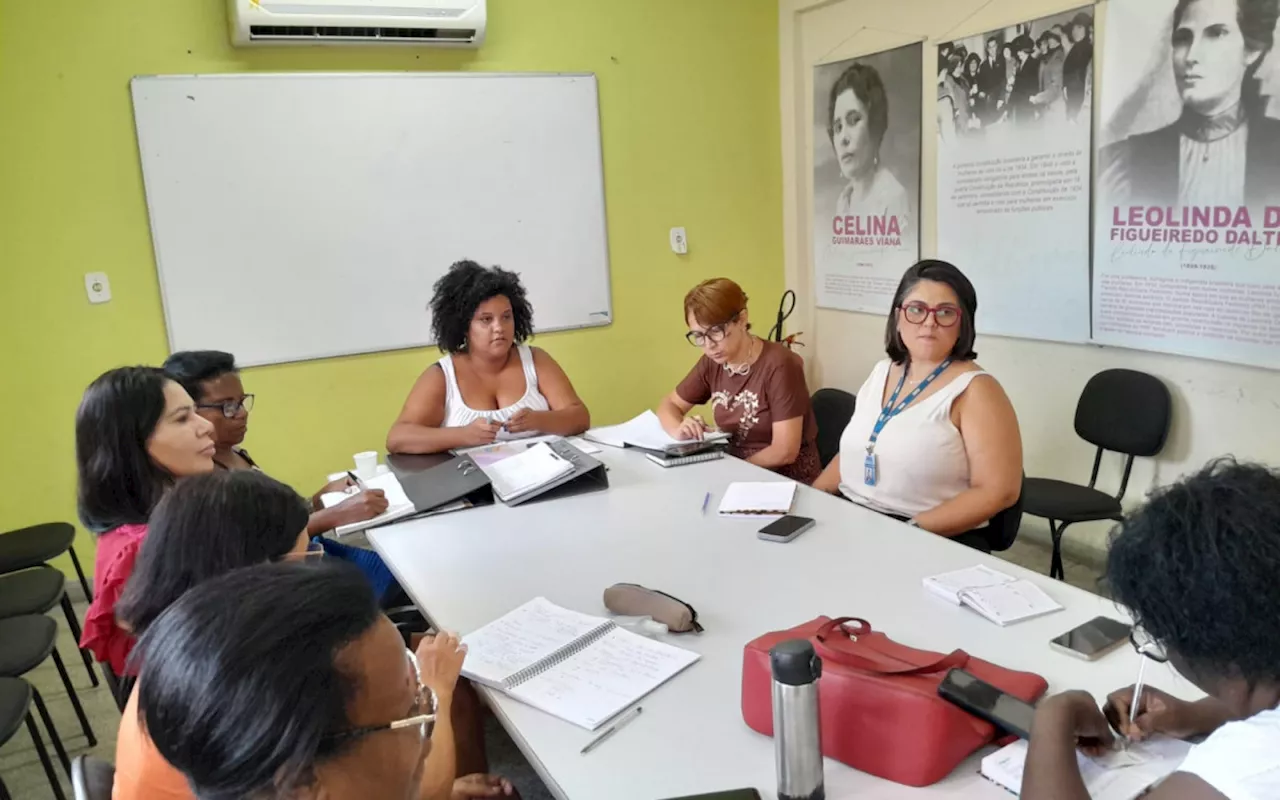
[132,560,513,800]
[388,260,590,455]
[76,366,217,678]
[656,278,821,484]
[112,472,511,800]
[1022,458,1280,800]
[812,260,1022,551]
[163,350,390,535]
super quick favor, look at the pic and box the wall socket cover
[85,272,112,303]
[669,227,688,254]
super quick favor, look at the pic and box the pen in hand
[1126,655,1149,747]
[346,470,370,493]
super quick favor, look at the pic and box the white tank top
[438,345,551,428]
[838,358,988,519]
[1178,705,1280,800]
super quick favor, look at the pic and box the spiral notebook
[645,448,726,468]
[461,597,701,730]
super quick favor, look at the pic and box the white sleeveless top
[1178,705,1280,800]
[838,359,988,519]
[438,345,550,428]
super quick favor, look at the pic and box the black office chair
[0,523,92,603]
[811,388,856,468]
[0,567,98,685]
[1022,369,1171,579]
[0,677,68,800]
[0,615,96,750]
[984,475,1025,553]
[71,755,115,800]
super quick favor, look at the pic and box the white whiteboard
[132,73,612,367]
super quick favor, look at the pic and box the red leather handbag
[742,617,1048,787]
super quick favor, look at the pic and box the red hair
[683,278,748,327]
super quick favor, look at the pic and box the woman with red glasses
[812,260,1023,550]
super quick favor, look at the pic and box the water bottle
[771,639,825,800]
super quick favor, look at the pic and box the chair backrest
[985,476,1025,553]
[811,388,856,468]
[1073,369,1171,456]
[71,755,115,800]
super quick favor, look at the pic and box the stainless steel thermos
[770,639,824,800]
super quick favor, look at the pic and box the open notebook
[319,472,418,537]
[981,737,1192,798]
[585,410,730,452]
[923,565,1063,626]
[461,597,701,730]
[480,442,576,503]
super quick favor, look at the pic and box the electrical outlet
[669,227,688,255]
[85,272,112,304]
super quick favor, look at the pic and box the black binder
[496,438,609,507]
[385,451,495,518]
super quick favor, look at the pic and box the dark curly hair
[428,260,534,355]
[826,62,889,152]
[1107,457,1280,685]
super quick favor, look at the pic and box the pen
[701,492,710,515]
[1127,655,1149,744]
[346,470,369,493]
[580,706,643,755]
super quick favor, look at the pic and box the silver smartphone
[1049,616,1132,661]
[757,515,815,543]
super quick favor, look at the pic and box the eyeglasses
[320,648,437,747]
[686,313,741,347]
[196,395,254,419]
[900,303,962,328]
[280,540,326,562]
[1130,626,1169,663]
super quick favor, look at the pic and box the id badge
[863,452,877,486]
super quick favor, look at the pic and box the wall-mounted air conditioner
[229,0,486,47]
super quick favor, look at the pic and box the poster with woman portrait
[1093,0,1280,368]
[935,9,1094,344]
[813,44,922,313]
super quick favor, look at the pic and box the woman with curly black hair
[388,260,590,454]
[1022,458,1280,800]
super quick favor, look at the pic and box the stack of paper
[923,565,1063,626]
[981,737,1192,799]
[585,410,730,452]
[482,442,575,503]
[717,482,797,518]
[319,472,417,536]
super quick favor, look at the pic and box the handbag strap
[815,618,971,676]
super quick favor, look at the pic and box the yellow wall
[0,0,784,572]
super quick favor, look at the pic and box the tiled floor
[1,543,1102,800]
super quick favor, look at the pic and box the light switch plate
[85,272,112,304]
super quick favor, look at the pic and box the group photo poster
[935,8,1094,344]
[813,43,923,313]
[1093,0,1280,368]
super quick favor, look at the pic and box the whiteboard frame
[131,71,614,368]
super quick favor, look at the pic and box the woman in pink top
[75,366,216,680]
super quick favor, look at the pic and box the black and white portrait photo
[812,43,922,313]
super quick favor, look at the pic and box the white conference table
[369,447,1199,800]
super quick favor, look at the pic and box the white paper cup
[353,451,379,480]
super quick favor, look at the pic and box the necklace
[723,337,760,376]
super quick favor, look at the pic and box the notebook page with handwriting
[510,626,701,730]
[482,443,574,501]
[461,597,607,688]
[959,580,1063,626]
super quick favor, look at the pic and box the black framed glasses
[1130,626,1168,663]
[196,395,254,419]
[320,648,437,747]
[686,313,741,347]
[900,303,961,328]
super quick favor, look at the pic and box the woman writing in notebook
[388,260,591,455]
[76,366,217,679]
[657,278,821,484]
[163,350,389,535]
[1022,458,1280,800]
[110,471,503,800]
[128,561,516,800]
[811,260,1022,550]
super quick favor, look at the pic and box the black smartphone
[1050,616,1132,661]
[757,515,815,543]
[937,668,1037,739]
[660,791,763,800]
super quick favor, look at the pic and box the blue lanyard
[866,359,952,454]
